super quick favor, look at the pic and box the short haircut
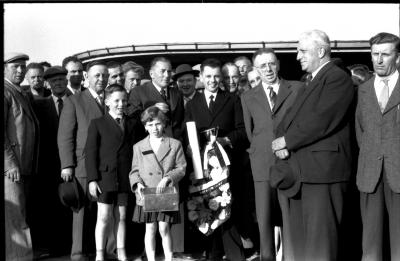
[234,56,252,65]
[252,48,276,63]
[222,62,239,76]
[62,56,82,68]
[200,58,221,73]
[86,60,107,72]
[150,57,171,70]
[26,62,44,72]
[106,61,122,70]
[39,61,51,68]
[122,61,144,76]
[369,32,400,52]
[299,29,331,56]
[140,105,169,126]
[105,84,127,99]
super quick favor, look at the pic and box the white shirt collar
[204,89,218,102]
[261,79,280,94]
[52,94,67,102]
[374,70,399,99]
[311,60,330,79]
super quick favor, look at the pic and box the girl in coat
[129,105,186,261]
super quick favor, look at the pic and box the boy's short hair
[140,105,169,126]
[105,84,127,99]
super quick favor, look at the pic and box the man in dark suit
[241,48,301,261]
[58,61,110,261]
[271,30,354,261]
[62,56,86,95]
[32,66,72,257]
[185,58,247,261]
[127,56,185,140]
[355,32,400,261]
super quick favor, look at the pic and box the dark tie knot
[116,118,121,124]
[305,74,313,86]
[160,88,167,100]
[210,95,214,101]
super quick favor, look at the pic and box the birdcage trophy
[185,122,232,236]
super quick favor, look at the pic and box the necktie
[379,79,389,113]
[96,96,104,107]
[160,88,167,101]
[57,98,63,117]
[116,117,124,131]
[305,74,313,86]
[209,95,215,113]
[267,86,277,110]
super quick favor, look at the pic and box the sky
[4,3,399,65]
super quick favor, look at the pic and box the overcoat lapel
[274,79,292,114]
[253,83,272,115]
[362,77,383,118]
[284,62,333,130]
[156,138,171,162]
[5,80,35,122]
[384,77,400,114]
[81,90,103,120]
[210,91,229,121]
[141,137,164,174]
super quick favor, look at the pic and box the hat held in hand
[58,177,85,213]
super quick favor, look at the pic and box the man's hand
[5,167,21,183]
[156,177,172,194]
[275,149,290,160]
[61,168,74,182]
[272,136,286,152]
[88,181,102,199]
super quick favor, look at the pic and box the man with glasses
[241,48,302,261]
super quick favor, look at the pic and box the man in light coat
[4,52,39,261]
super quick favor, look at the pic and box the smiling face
[105,90,127,118]
[222,65,240,93]
[296,37,321,74]
[145,118,165,138]
[4,59,27,85]
[177,73,196,97]
[253,52,280,85]
[87,64,109,94]
[201,66,222,93]
[371,42,400,77]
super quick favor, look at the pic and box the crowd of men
[4,29,400,261]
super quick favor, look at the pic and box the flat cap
[172,64,199,81]
[4,52,29,64]
[43,66,67,80]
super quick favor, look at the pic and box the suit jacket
[184,90,247,153]
[129,136,187,206]
[33,96,64,179]
[241,79,301,182]
[85,113,142,192]
[276,62,354,183]
[127,81,185,139]
[4,79,40,176]
[355,75,400,193]
[58,89,104,178]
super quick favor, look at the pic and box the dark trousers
[278,182,347,261]
[207,219,245,261]
[360,173,400,261]
[254,181,277,261]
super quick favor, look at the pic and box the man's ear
[318,47,326,59]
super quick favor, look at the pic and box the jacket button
[149,172,153,176]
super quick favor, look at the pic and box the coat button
[149,172,153,176]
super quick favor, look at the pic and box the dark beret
[43,66,67,80]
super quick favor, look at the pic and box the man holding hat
[174,64,199,108]
[4,52,39,261]
[31,66,72,257]
[58,60,112,261]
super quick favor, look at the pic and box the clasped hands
[136,176,172,201]
[272,136,290,160]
